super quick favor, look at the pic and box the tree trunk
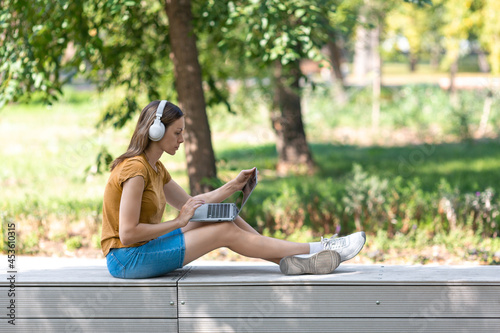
[271,60,315,176]
[353,23,370,80]
[409,53,418,72]
[477,47,491,73]
[353,3,371,82]
[371,20,381,131]
[164,0,217,195]
[326,32,348,105]
[477,90,493,137]
[449,56,459,107]
[430,44,441,70]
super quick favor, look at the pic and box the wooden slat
[13,319,176,333]
[178,285,500,318]
[11,265,189,287]
[18,286,178,318]
[179,318,500,333]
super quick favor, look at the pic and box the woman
[101,100,365,279]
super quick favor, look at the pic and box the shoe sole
[280,250,341,275]
[341,231,366,262]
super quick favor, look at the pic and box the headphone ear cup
[148,100,168,141]
[148,119,165,141]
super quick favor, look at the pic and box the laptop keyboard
[208,204,231,218]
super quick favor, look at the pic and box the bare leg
[232,216,282,263]
[181,216,282,263]
[182,221,309,266]
[181,216,258,234]
[232,215,259,234]
[180,221,205,233]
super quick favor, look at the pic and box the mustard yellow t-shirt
[101,153,172,257]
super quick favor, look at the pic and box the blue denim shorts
[106,228,185,279]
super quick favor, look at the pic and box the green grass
[216,139,500,194]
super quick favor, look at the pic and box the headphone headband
[155,100,168,120]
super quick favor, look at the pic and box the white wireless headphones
[148,100,168,141]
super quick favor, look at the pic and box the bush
[257,177,343,236]
[65,236,83,251]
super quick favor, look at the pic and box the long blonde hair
[110,100,184,171]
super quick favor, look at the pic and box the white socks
[309,242,323,254]
[291,242,324,259]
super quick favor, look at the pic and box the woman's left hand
[233,167,257,191]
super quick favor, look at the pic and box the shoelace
[321,234,346,250]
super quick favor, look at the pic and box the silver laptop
[190,169,258,222]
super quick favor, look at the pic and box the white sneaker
[321,231,366,262]
[279,250,341,275]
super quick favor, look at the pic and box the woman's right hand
[177,197,205,227]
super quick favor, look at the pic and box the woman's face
[161,117,185,155]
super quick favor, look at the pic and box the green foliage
[242,163,500,239]
[20,232,40,255]
[343,164,389,231]
[256,176,343,234]
[91,233,102,249]
[85,146,114,176]
[96,97,139,129]
[481,0,500,74]
[0,0,173,129]
[214,0,361,83]
[65,236,83,251]
[1,0,81,106]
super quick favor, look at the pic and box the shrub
[65,236,83,251]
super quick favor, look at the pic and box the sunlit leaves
[0,0,170,113]
[480,0,500,74]
[220,0,339,66]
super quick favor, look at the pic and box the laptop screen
[235,169,258,211]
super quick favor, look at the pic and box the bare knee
[218,221,239,234]
[213,221,243,243]
[185,221,245,249]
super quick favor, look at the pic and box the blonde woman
[101,100,366,279]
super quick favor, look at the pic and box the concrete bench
[2,257,500,332]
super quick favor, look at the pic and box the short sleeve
[158,161,172,185]
[118,158,148,187]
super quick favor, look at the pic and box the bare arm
[163,167,257,208]
[163,179,192,210]
[119,176,204,246]
[196,167,257,203]
[194,179,239,203]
